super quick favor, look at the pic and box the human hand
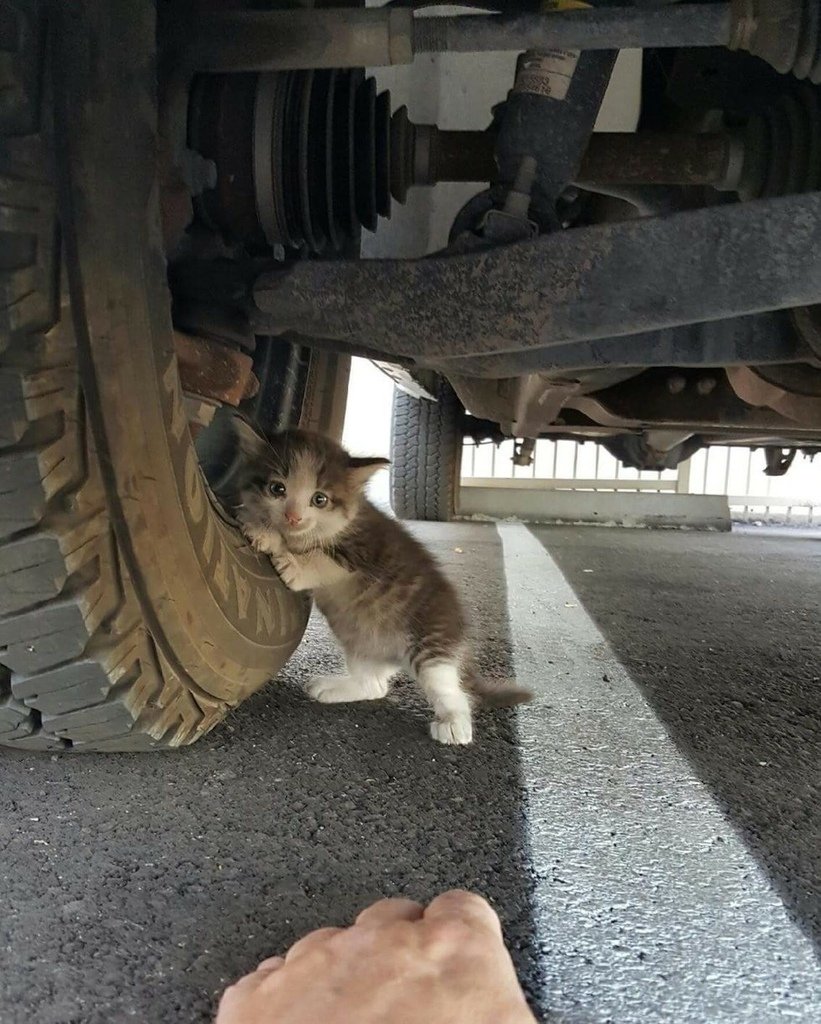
[214,890,537,1024]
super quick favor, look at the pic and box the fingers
[355,897,424,929]
[253,955,285,975]
[285,927,344,962]
[283,899,423,966]
[239,891,496,988]
[423,890,503,938]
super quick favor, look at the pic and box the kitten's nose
[285,509,302,526]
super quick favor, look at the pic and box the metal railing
[462,439,821,525]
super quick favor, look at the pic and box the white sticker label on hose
[515,49,580,101]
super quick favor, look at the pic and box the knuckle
[425,891,501,944]
[425,916,473,948]
[440,889,490,912]
[444,892,483,909]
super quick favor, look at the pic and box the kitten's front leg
[273,550,350,592]
[237,521,307,587]
[271,549,310,591]
[235,518,312,589]
[415,660,473,745]
[240,520,285,557]
[307,659,396,703]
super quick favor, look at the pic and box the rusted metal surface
[167,7,414,74]
[187,75,264,248]
[578,370,821,436]
[449,368,639,436]
[398,126,740,191]
[577,132,735,187]
[413,5,732,53]
[442,311,808,379]
[171,4,731,76]
[792,306,821,360]
[170,1,820,85]
[452,365,821,441]
[174,331,259,406]
[511,375,583,436]
[405,122,497,188]
[253,191,821,366]
[726,365,821,426]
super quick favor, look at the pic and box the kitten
[233,424,531,745]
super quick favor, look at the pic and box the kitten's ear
[232,415,270,461]
[347,456,390,488]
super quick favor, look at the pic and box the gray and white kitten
[234,425,530,745]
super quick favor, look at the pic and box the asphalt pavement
[1,523,820,1023]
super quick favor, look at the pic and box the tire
[390,380,463,521]
[0,0,309,752]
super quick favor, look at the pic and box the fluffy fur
[234,424,530,745]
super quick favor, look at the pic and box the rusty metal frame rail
[413,4,732,54]
[170,3,731,74]
[253,191,821,367]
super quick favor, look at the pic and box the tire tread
[390,379,462,521]
[0,0,227,751]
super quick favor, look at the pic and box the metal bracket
[763,446,798,475]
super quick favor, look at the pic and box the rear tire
[0,0,308,751]
[390,380,463,521]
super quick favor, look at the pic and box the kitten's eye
[311,491,329,508]
[268,481,286,497]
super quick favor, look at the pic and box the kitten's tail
[462,662,533,709]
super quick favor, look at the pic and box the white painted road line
[498,522,821,1024]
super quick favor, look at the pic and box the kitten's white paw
[306,674,389,703]
[273,551,302,589]
[306,674,351,703]
[241,522,284,556]
[430,715,473,745]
